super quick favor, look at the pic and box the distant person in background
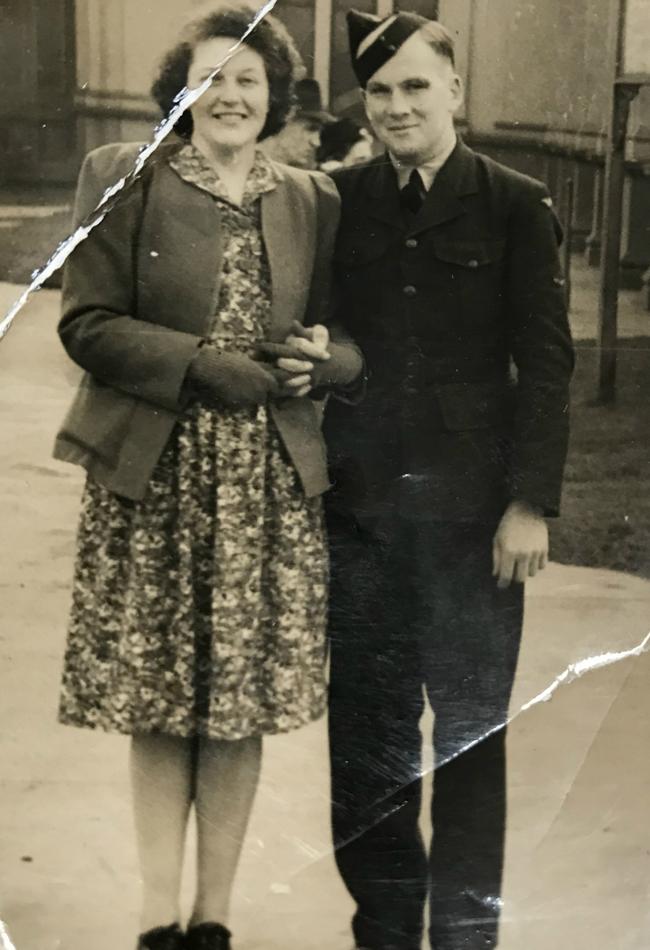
[262,77,333,169]
[317,118,374,173]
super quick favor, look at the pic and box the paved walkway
[1,283,649,950]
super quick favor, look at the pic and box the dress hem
[57,701,328,742]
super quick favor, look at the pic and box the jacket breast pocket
[433,238,505,270]
[431,238,506,316]
[333,229,392,275]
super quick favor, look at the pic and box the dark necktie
[400,168,426,215]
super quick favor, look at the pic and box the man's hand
[492,500,549,589]
[280,321,363,394]
[257,323,331,397]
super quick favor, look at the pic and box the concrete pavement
[1,279,649,950]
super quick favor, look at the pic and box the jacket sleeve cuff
[509,470,563,518]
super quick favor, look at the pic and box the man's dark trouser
[327,506,524,950]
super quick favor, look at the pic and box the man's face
[362,32,462,164]
[268,117,322,169]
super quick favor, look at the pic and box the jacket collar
[366,139,479,233]
[151,156,301,342]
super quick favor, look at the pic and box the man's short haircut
[419,20,456,68]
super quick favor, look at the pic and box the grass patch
[551,338,650,577]
[0,211,71,285]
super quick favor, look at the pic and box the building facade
[2,0,650,290]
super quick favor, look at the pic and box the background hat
[317,117,369,165]
[294,78,334,125]
[346,9,429,88]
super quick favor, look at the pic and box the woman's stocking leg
[130,733,194,931]
[190,735,262,926]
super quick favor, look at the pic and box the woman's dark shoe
[185,922,232,950]
[137,923,184,950]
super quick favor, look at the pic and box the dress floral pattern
[58,145,328,740]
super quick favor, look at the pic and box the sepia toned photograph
[1,2,649,949]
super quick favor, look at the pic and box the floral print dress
[58,145,328,741]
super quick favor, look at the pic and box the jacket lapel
[142,159,313,343]
[409,182,467,234]
[366,156,406,230]
[364,141,480,235]
[139,164,224,336]
[261,167,313,341]
[408,140,480,236]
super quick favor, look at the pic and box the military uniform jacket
[325,140,575,522]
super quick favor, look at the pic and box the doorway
[0,0,77,186]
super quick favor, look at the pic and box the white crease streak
[519,630,650,711]
[329,629,650,856]
[438,629,650,770]
[0,921,16,950]
[0,0,278,342]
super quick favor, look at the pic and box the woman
[317,118,373,173]
[54,6,361,949]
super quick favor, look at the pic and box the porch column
[570,159,598,252]
[314,0,333,106]
[618,174,650,289]
[585,166,605,266]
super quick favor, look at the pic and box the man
[262,77,333,169]
[320,10,575,950]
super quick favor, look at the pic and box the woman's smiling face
[187,37,270,152]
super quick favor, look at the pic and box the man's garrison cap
[347,9,430,88]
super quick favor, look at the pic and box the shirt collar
[168,142,280,207]
[390,135,457,191]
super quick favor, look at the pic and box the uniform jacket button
[403,284,417,296]
[405,238,418,249]
[468,259,479,268]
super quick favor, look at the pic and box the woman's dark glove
[186,345,280,409]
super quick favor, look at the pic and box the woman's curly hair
[151,4,304,141]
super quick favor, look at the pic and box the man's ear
[450,73,464,113]
[361,88,371,121]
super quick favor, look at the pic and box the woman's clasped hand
[255,321,331,398]
[258,321,363,398]
[186,322,335,410]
